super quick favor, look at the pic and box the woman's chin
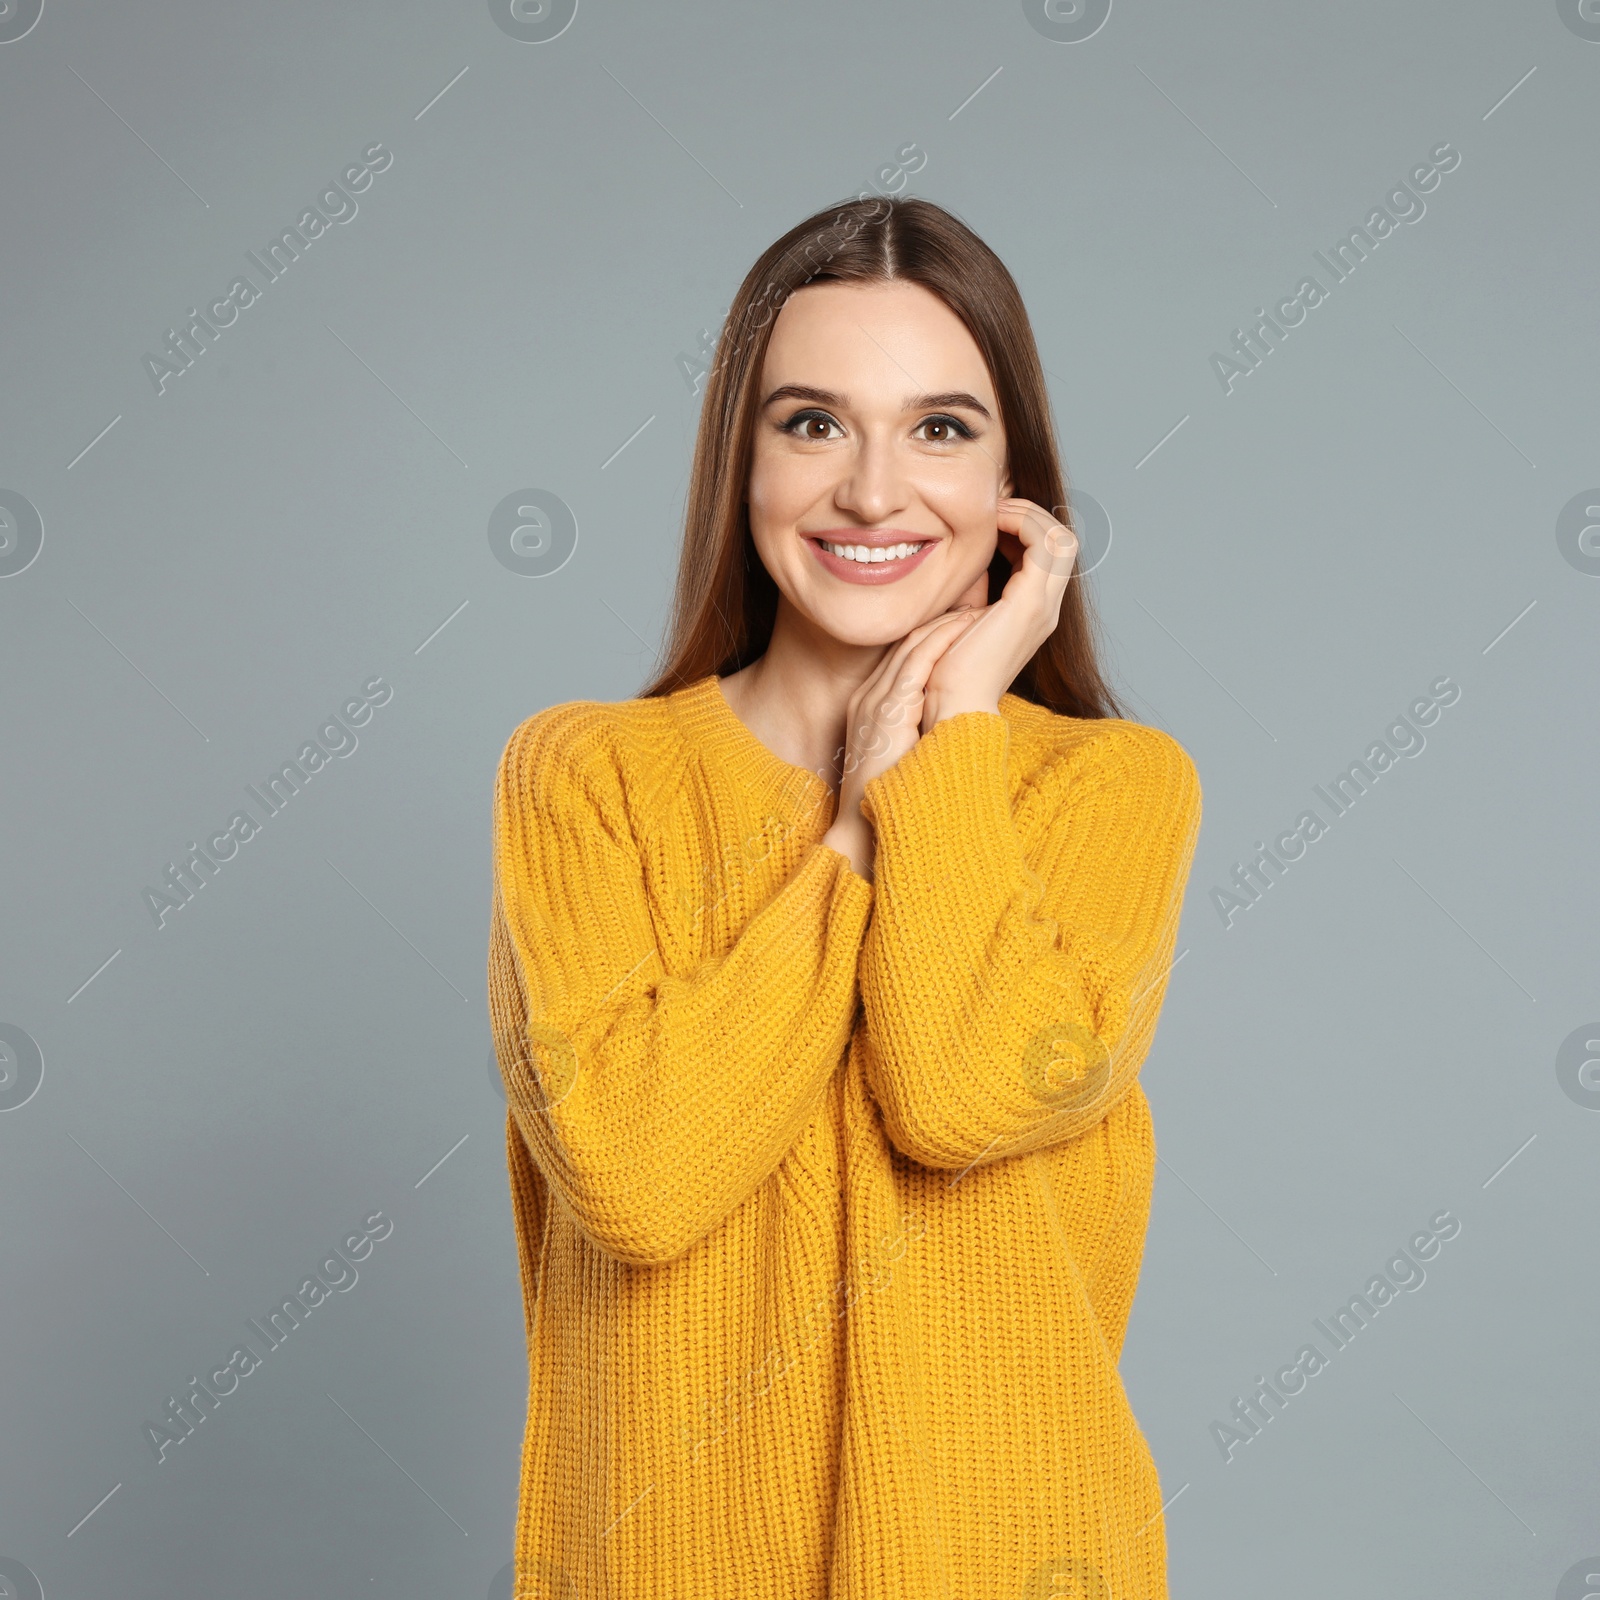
[806,599,942,650]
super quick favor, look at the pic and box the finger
[855,612,977,738]
[997,499,1074,555]
[869,609,976,697]
[851,606,980,717]
[998,502,1077,585]
[889,608,979,674]
[1000,500,1078,575]
[878,612,979,709]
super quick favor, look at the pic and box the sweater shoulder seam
[497,695,692,849]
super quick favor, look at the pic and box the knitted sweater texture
[487,672,1202,1600]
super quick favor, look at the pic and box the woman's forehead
[762,281,995,401]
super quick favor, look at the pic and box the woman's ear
[999,466,1013,499]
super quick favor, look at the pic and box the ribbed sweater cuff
[859,711,1021,919]
[814,840,876,900]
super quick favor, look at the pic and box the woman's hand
[821,608,980,881]
[919,498,1079,733]
[820,498,1076,880]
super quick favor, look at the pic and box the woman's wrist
[927,694,1001,727]
[822,817,874,883]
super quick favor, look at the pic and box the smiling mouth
[815,537,931,563]
[804,532,939,585]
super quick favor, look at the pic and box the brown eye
[915,413,976,443]
[779,409,843,441]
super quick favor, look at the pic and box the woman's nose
[832,435,910,521]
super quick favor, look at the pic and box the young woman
[489,196,1202,1600]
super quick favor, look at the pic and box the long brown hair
[638,195,1124,720]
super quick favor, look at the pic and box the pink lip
[805,532,939,585]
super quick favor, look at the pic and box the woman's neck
[718,610,886,792]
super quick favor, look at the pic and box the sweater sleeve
[856,709,1201,1171]
[488,707,873,1267]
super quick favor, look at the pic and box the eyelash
[777,408,977,442]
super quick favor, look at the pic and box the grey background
[1,1,1596,1596]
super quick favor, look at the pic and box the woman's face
[746,279,1011,647]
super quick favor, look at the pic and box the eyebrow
[761,383,993,422]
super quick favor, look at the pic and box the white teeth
[821,540,925,563]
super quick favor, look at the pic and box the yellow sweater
[488,671,1202,1599]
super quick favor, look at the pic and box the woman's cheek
[748,447,829,531]
[918,471,1000,548]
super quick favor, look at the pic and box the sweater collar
[671,674,839,823]
[669,672,1035,821]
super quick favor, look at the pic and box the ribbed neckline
[669,671,1033,821]
[671,674,837,821]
